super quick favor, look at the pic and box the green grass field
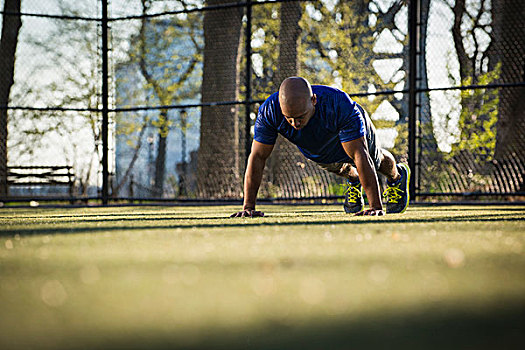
[1,204,524,349]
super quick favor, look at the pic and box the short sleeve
[337,94,366,143]
[253,104,278,145]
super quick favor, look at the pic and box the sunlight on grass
[0,205,524,349]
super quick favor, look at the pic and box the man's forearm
[243,155,266,209]
[354,152,383,210]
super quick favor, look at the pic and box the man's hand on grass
[230,208,265,218]
[355,208,384,216]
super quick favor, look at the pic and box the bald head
[279,77,313,108]
[278,77,317,130]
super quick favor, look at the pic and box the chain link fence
[418,0,525,199]
[1,0,523,204]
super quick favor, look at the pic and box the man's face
[281,95,317,130]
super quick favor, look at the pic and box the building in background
[114,16,202,198]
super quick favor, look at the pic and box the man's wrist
[369,204,383,211]
[368,197,383,210]
[243,204,255,210]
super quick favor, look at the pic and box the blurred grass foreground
[1,205,524,349]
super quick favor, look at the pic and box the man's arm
[230,140,274,217]
[341,137,384,216]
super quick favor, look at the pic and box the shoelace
[344,183,362,203]
[383,184,404,203]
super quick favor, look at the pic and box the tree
[491,0,525,185]
[248,0,410,197]
[197,0,244,198]
[301,0,380,109]
[0,0,22,197]
[125,0,202,197]
[450,0,498,160]
[294,0,409,195]
[15,0,104,196]
[416,0,446,192]
[112,0,202,198]
[426,0,525,194]
[439,0,510,192]
[268,0,305,197]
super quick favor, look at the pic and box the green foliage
[258,181,281,198]
[250,0,391,115]
[299,1,404,115]
[327,182,347,196]
[300,1,375,85]
[392,121,408,159]
[151,112,172,138]
[450,64,501,162]
[114,1,204,194]
[250,3,281,100]
[119,1,203,135]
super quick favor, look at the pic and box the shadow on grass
[64,302,525,350]
[413,207,525,211]
[2,204,522,220]
[0,213,523,236]
[0,209,343,221]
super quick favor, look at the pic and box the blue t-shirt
[254,85,366,164]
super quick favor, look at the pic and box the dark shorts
[317,105,381,177]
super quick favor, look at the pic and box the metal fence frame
[1,0,524,204]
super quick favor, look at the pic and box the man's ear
[312,94,317,106]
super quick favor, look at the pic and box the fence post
[101,0,109,205]
[244,0,253,166]
[408,0,419,201]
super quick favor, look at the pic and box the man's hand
[230,209,265,218]
[234,141,274,219]
[355,208,384,216]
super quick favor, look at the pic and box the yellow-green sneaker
[383,163,410,214]
[343,180,364,214]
